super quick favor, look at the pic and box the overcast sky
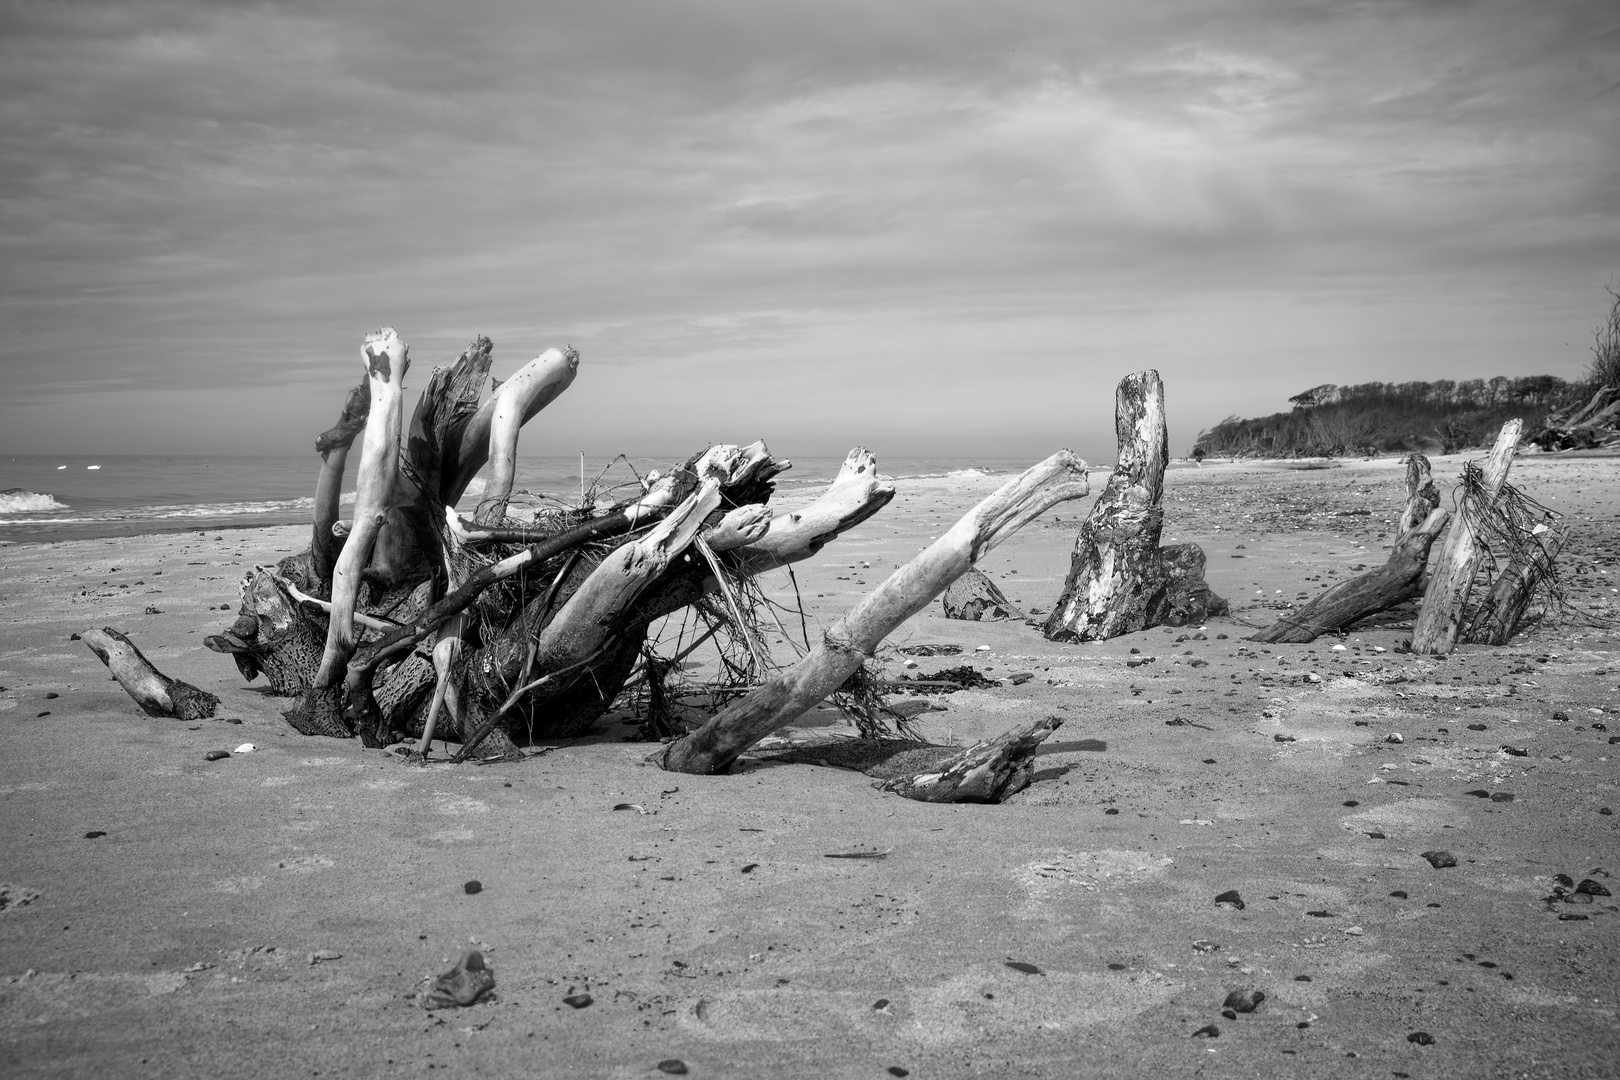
[1,0,1617,463]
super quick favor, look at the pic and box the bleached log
[1412,419,1523,655]
[1396,452,1442,536]
[729,447,894,574]
[703,504,773,552]
[654,451,1090,776]
[312,329,411,688]
[446,347,579,508]
[874,717,1063,802]
[1463,519,1568,645]
[1044,371,1169,642]
[83,628,219,721]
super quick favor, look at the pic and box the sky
[1,0,1618,464]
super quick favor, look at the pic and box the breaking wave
[0,489,69,514]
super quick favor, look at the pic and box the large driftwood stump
[1043,371,1224,641]
[1412,420,1523,655]
[653,451,1090,778]
[1251,453,1450,643]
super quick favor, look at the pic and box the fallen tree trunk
[1412,419,1523,655]
[1251,453,1449,643]
[653,450,1090,777]
[84,628,219,720]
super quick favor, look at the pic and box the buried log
[652,450,1090,778]
[1043,370,1225,642]
[1251,453,1450,644]
[1411,419,1523,655]
[84,628,219,720]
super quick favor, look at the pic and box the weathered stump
[942,567,1022,621]
[1043,371,1223,641]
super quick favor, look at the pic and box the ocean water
[0,452,1034,545]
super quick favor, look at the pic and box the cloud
[1,0,1617,458]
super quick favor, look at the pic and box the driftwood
[1044,371,1224,641]
[941,567,1022,621]
[1412,419,1523,655]
[83,628,219,720]
[653,451,1090,777]
[1251,453,1450,643]
[1462,519,1568,645]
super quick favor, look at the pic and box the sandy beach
[2,453,1617,1078]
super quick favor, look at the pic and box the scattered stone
[1192,940,1220,954]
[1294,975,1311,981]
[896,644,962,657]
[44,692,58,700]
[872,998,890,1010]
[422,949,495,1009]
[1386,733,1404,744]
[1490,792,1515,803]
[1467,723,1487,731]
[1421,851,1458,869]
[1004,961,1042,975]
[1343,800,1359,807]
[1559,913,1589,921]
[0,885,42,913]
[1366,831,1387,839]
[1104,808,1119,815]
[1107,962,1127,971]
[307,950,342,965]
[1465,789,1491,798]
[657,1061,689,1076]
[144,606,163,615]
[1390,890,1408,899]
[563,993,593,1009]
[741,864,758,874]
[84,831,105,839]
[1576,879,1612,897]
[1552,710,1570,721]
[36,712,50,718]
[1192,1024,1221,1038]
[204,750,230,761]
[1214,890,1245,910]
[1222,989,1265,1013]
[463,880,483,895]
[223,718,242,725]
[1407,1032,1436,1045]
[886,1069,908,1078]
[1502,745,1528,757]
[1602,808,1614,815]
[1274,734,1296,743]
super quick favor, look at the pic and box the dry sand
[1,454,1617,1078]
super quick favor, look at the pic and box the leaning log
[872,717,1064,803]
[84,628,219,720]
[1250,453,1450,643]
[653,450,1090,777]
[1412,419,1523,655]
[311,376,370,589]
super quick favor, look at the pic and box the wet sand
[2,454,1617,1078]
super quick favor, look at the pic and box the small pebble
[84,831,106,839]
[1576,879,1612,897]
[1004,961,1042,975]
[1343,800,1359,807]
[1221,1008,1238,1020]
[1407,1032,1435,1045]
[1490,792,1515,803]
[1390,890,1408,899]
[37,712,50,718]
[1273,734,1296,743]
[204,750,230,761]
[463,880,483,895]
[1558,913,1589,921]
[1552,710,1570,721]
[1214,890,1245,910]
[656,1061,688,1075]
[1386,733,1404,744]
[1601,808,1613,816]
[563,993,593,1008]
[1421,850,1458,869]
[1191,1024,1220,1038]
[1107,962,1127,971]
[44,692,58,699]
[1294,975,1311,982]
[1104,808,1119,815]
[223,718,242,725]
[1467,723,1487,731]
[872,998,890,1010]
[886,1069,909,1079]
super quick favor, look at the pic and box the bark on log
[1412,419,1523,655]
[1462,519,1567,645]
[653,451,1090,776]
[314,329,411,687]
[445,347,579,507]
[1250,453,1449,643]
[1044,371,1168,641]
[84,628,219,720]
[311,377,370,588]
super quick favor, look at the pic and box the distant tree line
[1192,376,1583,458]
[1192,285,1620,459]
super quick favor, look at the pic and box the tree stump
[1043,371,1223,641]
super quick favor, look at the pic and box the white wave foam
[945,468,993,479]
[0,489,69,513]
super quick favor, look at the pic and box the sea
[0,453,1034,545]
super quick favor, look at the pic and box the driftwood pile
[181,330,1095,801]
[1529,384,1620,452]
